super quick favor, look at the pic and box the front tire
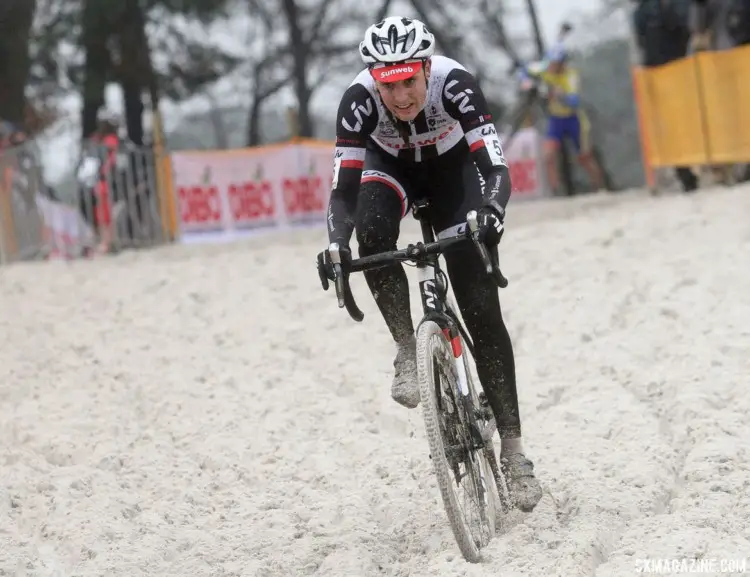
[416,320,496,563]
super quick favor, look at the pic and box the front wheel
[416,320,497,563]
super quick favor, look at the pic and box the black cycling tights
[354,181,522,438]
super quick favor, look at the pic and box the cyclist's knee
[355,181,401,255]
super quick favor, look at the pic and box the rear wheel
[416,320,496,563]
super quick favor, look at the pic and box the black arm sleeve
[442,68,511,218]
[326,83,378,246]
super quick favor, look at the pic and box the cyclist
[316,16,542,512]
[524,43,606,194]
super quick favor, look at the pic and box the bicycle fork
[417,265,485,450]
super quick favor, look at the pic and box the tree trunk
[118,0,151,145]
[0,0,36,126]
[526,0,545,59]
[246,70,292,146]
[81,0,112,138]
[247,98,263,146]
[122,79,144,145]
[282,0,314,137]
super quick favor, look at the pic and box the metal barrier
[0,135,174,265]
[76,137,167,253]
[0,140,48,264]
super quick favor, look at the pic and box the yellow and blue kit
[523,60,591,154]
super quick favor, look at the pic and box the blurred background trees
[0,0,643,191]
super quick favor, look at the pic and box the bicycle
[317,199,514,562]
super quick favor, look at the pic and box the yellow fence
[633,44,750,168]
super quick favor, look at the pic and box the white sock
[501,437,524,456]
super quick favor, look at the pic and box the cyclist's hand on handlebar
[316,243,364,320]
[466,208,509,288]
[316,243,352,290]
[476,206,505,248]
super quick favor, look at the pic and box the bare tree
[475,0,529,68]
[278,0,394,137]
[407,0,464,59]
[281,0,332,137]
[244,0,293,145]
[112,0,159,145]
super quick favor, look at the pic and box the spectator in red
[89,107,121,254]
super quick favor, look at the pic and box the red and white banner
[171,142,333,242]
[170,131,545,243]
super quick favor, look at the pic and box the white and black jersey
[328,55,511,247]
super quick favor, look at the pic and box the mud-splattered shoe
[501,452,543,512]
[391,335,419,408]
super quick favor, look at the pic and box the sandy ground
[1,185,749,577]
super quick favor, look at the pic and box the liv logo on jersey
[444,80,475,114]
[342,99,374,132]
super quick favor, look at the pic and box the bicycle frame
[409,199,473,400]
[399,200,499,453]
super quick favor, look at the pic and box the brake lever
[466,211,493,275]
[328,243,346,308]
[327,243,365,321]
[466,210,509,288]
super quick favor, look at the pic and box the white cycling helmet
[360,17,435,82]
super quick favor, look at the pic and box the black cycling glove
[317,244,352,288]
[476,206,505,247]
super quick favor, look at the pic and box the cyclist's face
[376,61,432,121]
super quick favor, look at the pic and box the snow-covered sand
[1,186,748,577]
